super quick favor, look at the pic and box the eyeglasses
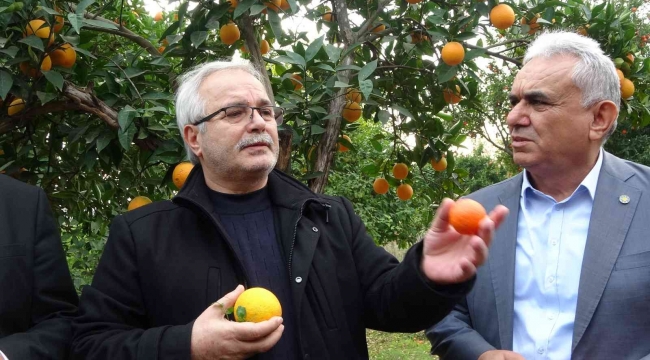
[193,105,284,126]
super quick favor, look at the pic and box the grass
[365,243,439,359]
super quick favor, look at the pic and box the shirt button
[548,276,555,283]
[538,347,545,354]
[295,276,303,283]
[312,227,318,232]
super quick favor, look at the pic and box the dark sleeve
[426,299,495,359]
[340,197,474,333]
[0,188,78,360]
[71,215,193,360]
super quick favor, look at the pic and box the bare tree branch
[466,43,522,66]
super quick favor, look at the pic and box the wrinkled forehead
[200,69,270,105]
[513,55,579,93]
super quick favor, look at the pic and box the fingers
[211,284,245,315]
[429,198,454,233]
[234,316,284,342]
[241,323,285,354]
[489,205,510,228]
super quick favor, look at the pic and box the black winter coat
[72,167,473,359]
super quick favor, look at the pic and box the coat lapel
[490,173,523,350]
[572,153,641,351]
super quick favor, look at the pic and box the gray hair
[175,60,265,164]
[523,31,620,143]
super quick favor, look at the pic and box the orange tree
[0,0,648,286]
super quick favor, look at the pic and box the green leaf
[150,57,171,66]
[358,60,377,82]
[324,45,342,63]
[42,71,64,91]
[267,10,283,39]
[393,105,415,120]
[377,110,390,124]
[305,36,324,62]
[334,81,350,88]
[359,79,373,100]
[437,66,457,83]
[313,63,335,72]
[581,5,591,21]
[361,164,379,176]
[18,36,44,52]
[71,46,96,59]
[249,4,266,15]
[0,46,19,58]
[236,306,247,321]
[233,0,256,18]
[190,31,208,48]
[336,65,362,71]
[118,105,137,131]
[301,171,324,180]
[454,32,476,41]
[142,92,173,100]
[310,125,325,134]
[285,51,306,68]
[96,132,113,152]
[36,91,57,104]
[0,71,12,101]
[68,13,84,34]
[118,123,137,150]
[83,19,118,30]
[370,139,382,152]
[76,0,95,14]
[464,49,486,62]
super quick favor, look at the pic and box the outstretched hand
[421,198,509,284]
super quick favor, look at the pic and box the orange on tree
[443,85,462,104]
[625,53,635,64]
[240,45,248,53]
[577,26,587,36]
[373,178,389,195]
[338,135,351,152]
[234,287,282,323]
[322,12,334,22]
[20,55,52,77]
[161,38,169,46]
[8,98,26,116]
[392,163,409,180]
[441,41,464,66]
[616,69,624,81]
[342,101,362,122]
[53,8,65,33]
[411,31,429,44]
[345,89,362,103]
[406,0,422,4]
[227,0,238,12]
[279,0,290,11]
[173,13,179,21]
[620,78,635,99]
[260,39,271,55]
[172,162,194,189]
[431,156,447,172]
[25,19,51,39]
[396,184,413,201]
[490,4,515,30]
[158,45,166,53]
[154,11,163,21]
[49,43,77,68]
[371,24,385,33]
[448,198,487,235]
[264,0,281,12]
[290,74,303,90]
[128,196,152,211]
[219,22,240,45]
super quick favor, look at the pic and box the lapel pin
[619,195,630,204]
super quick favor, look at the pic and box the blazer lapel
[572,153,641,351]
[491,173,523,350]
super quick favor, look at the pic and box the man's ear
[183,125,202,159]
[589,100,618,142]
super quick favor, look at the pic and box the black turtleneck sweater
[208,186,298,359]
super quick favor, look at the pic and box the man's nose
[506,104,530,129]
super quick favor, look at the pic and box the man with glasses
[71,60,508,360]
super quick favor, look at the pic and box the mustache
[236,133,274,150]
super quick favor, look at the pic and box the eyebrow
[223,98,273,107]
[509,90,552,104]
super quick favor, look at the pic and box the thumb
[429,198,454,233]
[211,284,245,316]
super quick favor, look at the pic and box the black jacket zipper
[288,200,331,280]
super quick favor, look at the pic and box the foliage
[605,123,650,166]
[454,144,512,194]
[366,329,434,360]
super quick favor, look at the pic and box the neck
[203,170,270,194]
[526,148,600,202]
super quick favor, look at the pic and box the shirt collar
[521,148,604,201]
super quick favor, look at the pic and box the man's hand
[191,285,284,360]
[478,350,526,360]
[421,198,509,284]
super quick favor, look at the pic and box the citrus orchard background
[0,0,648,290]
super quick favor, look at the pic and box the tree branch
[466,43,522,66]
[356,0,392,41]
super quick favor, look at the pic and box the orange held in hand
[172,162,194,189]
[234,287,282,323]
[448,198,487,235]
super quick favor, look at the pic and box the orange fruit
[161,38,169,46]
[443,85,462,104]
[173,13,179,21]
[172,162,194,189]
[128,196,152,211]
[431,157,447,171]
[345,89,362,102]
[371,24,385,33]
[490,4,515,30]
[290,74,303,90]
[53,8,65,33]
[396,184,413,201]
[338,135,351,152]
[234,287,282,323]
[227,0,238,12]
[616,69,624,81]
[264,0,281,11]
[373,178,389,194]
[219,22,240,45]
[620,78,634,99]
[441,42,464,66]
[158,45,166,53]
[279,0,290,11]
[342,101,362,122]
[392,163,409,180]
[322,12,334,22]
[577,26,587,36]
[406,0,422,3]
[240,45,248,53]
[154,11,163,21]
[50,43,77,68]
[25,19,51,39]
[411,31,429,44]
[8,98,25,116]
[448,198,487,235]
[260,39,270,55]
[625,53,635,64]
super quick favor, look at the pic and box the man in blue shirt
[427,31,650,360]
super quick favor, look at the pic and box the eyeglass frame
[192,105,284,126]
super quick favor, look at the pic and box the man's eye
[227,108,246,117]
[260,108,274,117]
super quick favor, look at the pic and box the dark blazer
[0,175,78,359]
[71,166,473,360]
[427,152,650,360]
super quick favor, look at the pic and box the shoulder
[0,175,41,199]
[118,199,187,227]
[466,173,523,203]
